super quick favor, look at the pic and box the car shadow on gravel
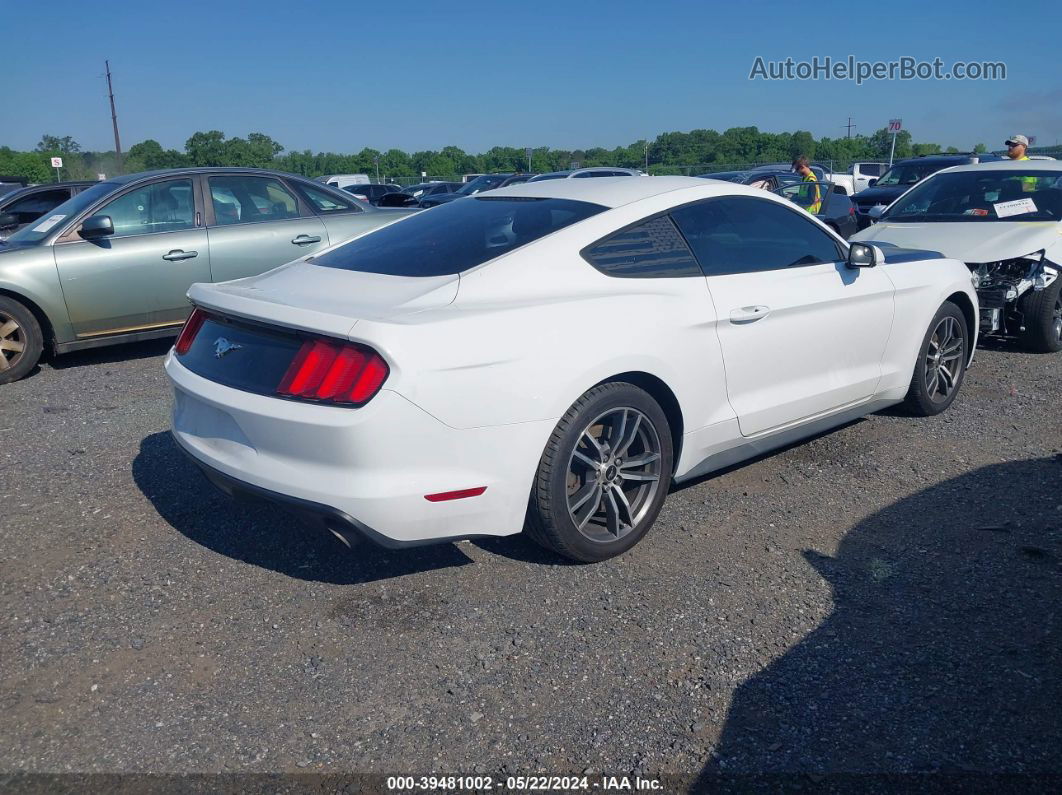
[694,457,1062,790]
[132,431,477,585]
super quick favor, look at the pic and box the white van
[315,174,372,189]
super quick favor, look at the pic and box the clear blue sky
[4,0,1059,155]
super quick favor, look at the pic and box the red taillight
[174,308,207,355]
[277,338,389,405]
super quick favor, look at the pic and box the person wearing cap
[792,155,821,214]
[1005,135,1038,192]
[1005,134,1031,160]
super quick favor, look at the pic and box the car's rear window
[311,196,607,277]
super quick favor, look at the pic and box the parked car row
[303,168,651,210]
[3,160,1059,567]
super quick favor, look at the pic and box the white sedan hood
[854,221,1061,263]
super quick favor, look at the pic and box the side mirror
[847,243,882,268]
[867,178,878,188]
[80,215,114,239]
[867,205,886,221]
[0,212,18,228]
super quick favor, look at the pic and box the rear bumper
[180,445,474,549]
[165,351,553,547]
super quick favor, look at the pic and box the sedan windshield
[456,175,508,195]
[884,171,1062,222]
[312,196,606,277]
[875,163,947,187]
[4,182,117,245]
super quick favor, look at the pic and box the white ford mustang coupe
[165,177,977,562]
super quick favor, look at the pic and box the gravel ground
[1,338,1060,789]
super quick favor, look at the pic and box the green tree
[185,130,229,166]
[127,139,188,170]
[36,135,81,154]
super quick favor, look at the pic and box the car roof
[479,175,750,209]
[104,167,310,185]
[7,180,97,190]
[934,159,1062,173]
[893,154,994,165]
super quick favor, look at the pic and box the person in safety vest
[1005,134,1037,192]
[792,155,821,214]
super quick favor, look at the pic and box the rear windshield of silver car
[311,196,607,277]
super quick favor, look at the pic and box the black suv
[851,153,1003,229]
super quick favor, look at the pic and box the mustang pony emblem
[213,337,243,359]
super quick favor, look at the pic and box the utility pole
[105,60,123,173]
[643,141,649,171]
[844,117,856,138]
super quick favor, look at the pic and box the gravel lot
[1,338,1060,788]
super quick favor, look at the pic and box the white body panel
[707,260,894,436]
[168,177,977,547]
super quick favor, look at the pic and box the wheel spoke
[0,353,9,371]
[581,431,607,464]
[603,488,627,536]
[569,481,598,513]
[575,486,604,530]
[0,320,18,338]
[0,338,24,353]
[620,452,659,469]
[940,338,963,356]
[612,409,628,454]
[926,369,939,396]
[609,484,634,529]
[615,413,643,458]
[572,450,600,471]
[939,363,955,391]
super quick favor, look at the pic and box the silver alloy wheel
[925,315,964,402]
[566,407,663,543]
[0,311,25,373]
[1053,295,1062,343]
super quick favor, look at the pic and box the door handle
[729,305,771,324]
[162,249,198,261]
[291,234,322,245]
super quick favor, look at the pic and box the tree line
[1,127,983,184]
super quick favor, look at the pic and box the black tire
[525,382,673,563]
[0,296,44,385]
[1020,277,1062,353]
[902,301,968,417]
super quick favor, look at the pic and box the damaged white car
[854,160,1062,352]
